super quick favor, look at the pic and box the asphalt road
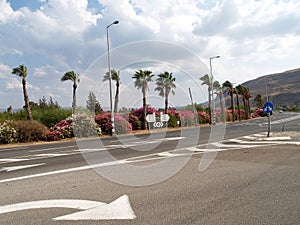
[0,112,299,224]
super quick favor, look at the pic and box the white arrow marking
[54,195,136,220]
[0,163,45,172]
[0,195,135,221]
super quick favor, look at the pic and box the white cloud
[6,77,22,90]
[0,0,300,108]
[0,0,22,23]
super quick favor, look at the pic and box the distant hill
[243,68,300,109]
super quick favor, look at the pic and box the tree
[39,96,48,109]
[243,86,251,119]
[223,80,235,122]
[86,91,103,114]
[238,85,251,119]
[213,81,225,123]
[235,85,244,121]
[103,69,120,113]
[11,64,33,120]
[254,94,264,108]
[155,71,176,114]
[200,74,212,124]
[61,71,80,114]
[132,69,154,129]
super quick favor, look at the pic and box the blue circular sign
[263,102,274,114]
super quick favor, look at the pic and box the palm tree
[243,87,251,119]
[254,94,264,108]
[11,64,33,120]
[61,71,80,114]
[213,81,225,123]
[223,80,235,122]
[200,74,212,124]
[155,71,176,114]
[236,85,245,121]
[237,85,251,119]
[132,69,154,129]
[103,69,120,113]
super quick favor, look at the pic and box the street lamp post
[106,20,119,136]
[209,55,220,125]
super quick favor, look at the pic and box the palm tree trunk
[114,81,119,113]
[247,98,251,119]
[22,78,33,121]
[73,83,77,115]
[242,97,247,120]
[231,92,234,122]
[208,87,212,124]
[219,92,225,123]
[142,86,147,130]
[164,86,168,114]
[236,93,241,121]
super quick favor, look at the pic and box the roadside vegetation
[2,64,290,145]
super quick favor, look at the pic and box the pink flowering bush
[179,110,196,127]
[167,109,181,127]
[129,107,159,130]
[198,111,210,124]
[46,119,73,141]
[95,113,131,135]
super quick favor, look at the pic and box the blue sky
[0,0,299,110]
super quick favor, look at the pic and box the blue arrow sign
[263,102,274,114]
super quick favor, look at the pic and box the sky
[0,0,299,110]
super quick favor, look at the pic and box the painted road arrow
[0,163,45,172]
[0,195,136,221]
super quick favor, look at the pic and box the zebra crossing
[161,133,300,157]
[0,134,299,167]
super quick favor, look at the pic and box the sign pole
[263,101,274,138]
[267,113,271,137]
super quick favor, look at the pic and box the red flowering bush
[128,107,159,130]
[198,111,210,124]
[46,119,73,141]
[95,113,131,135]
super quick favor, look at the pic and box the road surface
[0,112,299,224]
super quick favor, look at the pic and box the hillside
[243,68,300,109]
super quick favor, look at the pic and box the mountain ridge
[242,68,300,108]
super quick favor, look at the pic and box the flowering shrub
[95,113,111,134]
[47,112,102,141]
[14,120,48,142]
[46,119,73,141]
[198,111,210,124]
[0,120,17,144]
[128,114,141,130]
[179,110,196,127]
[95,113,131,135]
[115,115,131,134]
[167,109,181,127]
[73,114,101,138]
